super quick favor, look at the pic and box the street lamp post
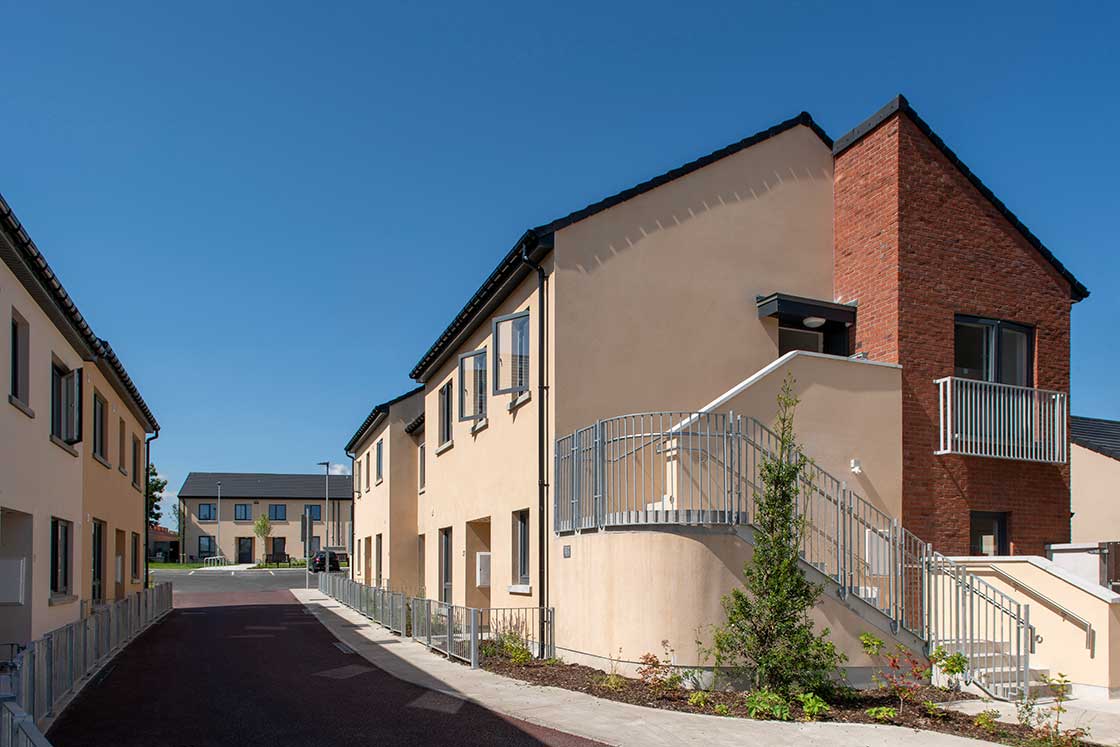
[216,480,222,563]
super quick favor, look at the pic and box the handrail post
[470,608,479,669]
[594,420,604,529]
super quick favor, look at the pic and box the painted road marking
[188,571,196,575]
[269,571,275,576]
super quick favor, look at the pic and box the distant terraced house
[1,192,159,646]
[344,95,1120,701]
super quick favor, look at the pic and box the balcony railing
[935,377,1068,464]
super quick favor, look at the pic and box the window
[50,362,82,444]
[198,503,217,521]
[354,460,361,496]
[199,535,216,558]
[234,503,251,521]
[375,439,384,482]
[303,504,322,521]
[131,436,142,487]
[969,512,1009,556]
[492,311,530,395]
[268,504,287,521]
[438,381,454,446]
[778,327,823,356]
[513,509,530,586]
[375,533,383,586]
[954,316,1033,387]
[10,309,29,405]
[118,418,127,472]
[309,535,321,554]
[50,518,72,595]
[131,532,141,579]
[418,441,426,491]
[458,349,487,421]
[92,393,107,460]
[270,537,286,556]
[364,452,370,491]
[439,527,453,603]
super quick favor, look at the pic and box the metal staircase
[554,410,1035,700]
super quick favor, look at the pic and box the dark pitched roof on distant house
[344,386,425,454]
[0,192,159,431]
[178,472,354,500]
[1071,416,1120,461]
[832,94,1089,302]
[407,112,833,382]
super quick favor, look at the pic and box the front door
[364,535,372,583]
[970,511,1009,556]
[237,537,253,564]
[91,520,105,603]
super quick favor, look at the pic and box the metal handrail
[933,376,1066,398]
[972,564,1093,650]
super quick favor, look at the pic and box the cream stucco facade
[1071,443,1120,544]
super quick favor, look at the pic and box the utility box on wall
[0,557,27,605]
[476,552,491,588]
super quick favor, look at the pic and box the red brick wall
[835,112,1072,556]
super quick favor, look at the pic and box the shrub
[595,673,626,691]
[711,377,846,695]
[860,633,930,714]
[922,700,945,719]
[713,704,732,717]
[636,641,682,695]
[687,690,710,709]
[929,646,969,690]
[796,692,830,721]
[974,709,1001,735]
[865,706,896,723]
[1036,672,1089,747]
[744,689,791,721]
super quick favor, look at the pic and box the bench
[264,553,291,567]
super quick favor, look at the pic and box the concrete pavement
[949,697,1120,745]
[292,587,995,747]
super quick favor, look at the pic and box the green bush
[687,690,710,709]
[973,709,1000,735]
[865,706,896,723]
[796,692,830,721]
[713,704,732,717]
[744,689,791,721]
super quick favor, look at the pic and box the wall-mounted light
[850,458,862,475]
[803,316,826,329]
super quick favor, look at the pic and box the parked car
[310,550,341,573]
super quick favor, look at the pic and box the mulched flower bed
[481,656,1101,746]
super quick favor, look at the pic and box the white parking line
[230,571,235,576]
[269,571,275,576]
[188,571,196,576]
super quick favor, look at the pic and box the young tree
[712,375,844,694]
[253,514,272,563]
[147,464,168,527]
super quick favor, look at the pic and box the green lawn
[149,561,207,570]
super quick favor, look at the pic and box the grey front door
[237,537,253,564]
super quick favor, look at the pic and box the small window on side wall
[512,509,530,586]
[458,349,487,421]
[50,362,82,444]
[492,311,530,395]
[438,381,454,446]
[10,309,30,405]
[418,441,426,491]
[375,439,384,482]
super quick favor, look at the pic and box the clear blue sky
[4,2,1116,526]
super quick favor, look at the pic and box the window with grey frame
[438,381,454,445]
[492,310,530,395]
[50,362,82,444]
[131,436,141,487]
[304,504,322,521]
[10,309,29,406]
[375,439,383,482]
[50,517,72,596]
[418,440,426,490]
[234,503,251,521]
[268,504,287,521]
[954,315,1033,387]
[92,392,107,460]
[364,452,370,491]
[514,509,530,586]
[198,503,217,521]
[458,348,487,421]
[199,535,215,558]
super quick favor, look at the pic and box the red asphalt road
[47,590,603,747]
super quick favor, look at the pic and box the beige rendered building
[1069,417,1120,544]
[345,387,423,593]
[178,473,353,564]
[348,97,1118,698]
[1,192,159,645]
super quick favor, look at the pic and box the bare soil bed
[482,656,1098,746]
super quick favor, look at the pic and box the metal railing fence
[555,411,1034,700]
[5,583,172,733]
[318,574,554,669]
[936,376,1067,464]
[2,700,51,747]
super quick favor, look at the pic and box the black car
[310,550,341,573]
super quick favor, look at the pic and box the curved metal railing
[554,411,1034,700]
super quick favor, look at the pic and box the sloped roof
[407,112,832,382]
[178,472,353,500]
[344,385,425,454]
[1071,416,1120,461]
[833,94,1089,302]
[0,192,159,431]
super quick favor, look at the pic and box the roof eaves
[344,385,425,454]
[408,112,832,382]
[832,95,1089,302]
[404,412,425,434]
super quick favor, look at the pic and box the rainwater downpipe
[144,426,160,589]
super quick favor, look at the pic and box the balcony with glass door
[936,316,1067,464]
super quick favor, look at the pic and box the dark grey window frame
[268,504,287,521]
[375,439,384,482]
[234,503,251,521]
[515,509,530,586]
[50,517,72,595]
[10,309,30,406]
[438,381,454,446]
[198,503,217,521]
[50,362,82,444]
[492,310,530,396]
[199,535,216,558]
[418,441,426,491]
[303,503,322,522]
[954,315,1035,387]
[458,348,487,422]
[92,392,107,460]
